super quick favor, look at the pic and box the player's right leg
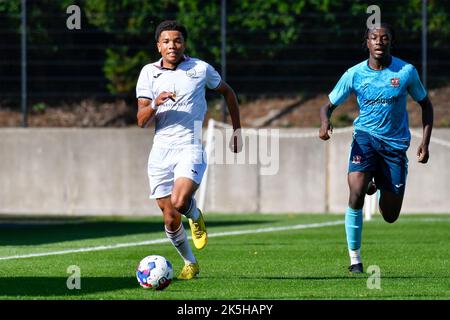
[347,171,372,273]
[346,130,377,274]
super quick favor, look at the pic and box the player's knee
[349,190,366,209]
[349,198,363,210]
[164,215,175,229]
[383,215,399,224]
[163,209,181,231]
[164,217,181,232]
[379,196,402,224]
[170,194,189,213]
[380,209,400,223]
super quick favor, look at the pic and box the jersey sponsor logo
[364,96,399,106]
[163,101,189,108]
[390,77,400,87]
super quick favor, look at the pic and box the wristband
[150,100,157,110]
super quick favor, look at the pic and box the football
[136,255,173,290]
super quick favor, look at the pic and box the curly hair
[155,20,188,42]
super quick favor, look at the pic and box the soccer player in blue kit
[319,23,434,273]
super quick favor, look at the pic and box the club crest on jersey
[390,78,400,87]
[352,155,362,164]
[186,68,197,78]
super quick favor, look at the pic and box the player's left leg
[172,146,208,250]
[171,177,199,217]
[172,177,208,250]
[374,142,408,224]
[378,191,403,223]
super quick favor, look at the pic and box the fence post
[21,0,28,127]
[422,0,427,88]
[221,0,227,123]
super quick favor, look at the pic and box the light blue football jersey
[329,56,427,150]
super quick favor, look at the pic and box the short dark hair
[362,22,395,50]
[155,20,188,42]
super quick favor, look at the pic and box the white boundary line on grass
[0,220,344,261]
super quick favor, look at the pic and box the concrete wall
[0,128,449,216]
[0,128,158,216]
[203,129,328,213]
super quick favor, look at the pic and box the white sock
[165,223,196,265]
[349,248,362,265]
[183,198,200,221]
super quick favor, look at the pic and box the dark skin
[319,27,434,223]
[137,30,242,232]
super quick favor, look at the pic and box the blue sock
[345,207,363,251]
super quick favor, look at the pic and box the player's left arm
[214,81,242,153]
[416,96,434,164]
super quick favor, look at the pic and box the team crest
[186,68,197,78]
[352,155,362,164]
[390,78,400,87]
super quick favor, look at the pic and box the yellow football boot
[189,209,208,250]
[177,263,200,280]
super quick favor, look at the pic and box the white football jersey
[136,56,222,148]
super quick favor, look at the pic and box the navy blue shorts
[348,130,408,195]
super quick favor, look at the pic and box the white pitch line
[400,217,450,222]
[0,220,344,261]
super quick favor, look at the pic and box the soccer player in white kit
[136,21,242,280]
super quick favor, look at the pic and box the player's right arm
[319,101,336,140]
[319,69,353,140]
[136,66,174,128]
[137,98,155,128]
[136,92,175,128]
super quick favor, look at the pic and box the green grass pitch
[0,213,448,300]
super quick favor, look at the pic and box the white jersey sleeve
[136,66,154,100]
[205,63,222,90]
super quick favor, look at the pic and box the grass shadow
[0,217,272,245]
[0,276,137,297]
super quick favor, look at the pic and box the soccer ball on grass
[136,255,173,290]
